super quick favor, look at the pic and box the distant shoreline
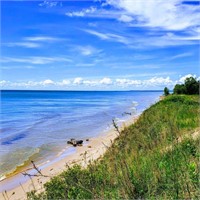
[1,89,164,92]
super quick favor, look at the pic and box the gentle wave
[1,90,162,178]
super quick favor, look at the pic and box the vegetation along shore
[2,0,200,199]
[26,94,199,199]
[2,77,199,200]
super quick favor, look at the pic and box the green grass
[28,95,200,199]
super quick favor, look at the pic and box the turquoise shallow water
[0,90,162,178]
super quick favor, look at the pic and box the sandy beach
[0,116,138,200]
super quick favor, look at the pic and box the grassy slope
[28,95,200,199]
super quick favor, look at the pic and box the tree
[164,87,170,96]
[184,77,199,94]
[173,84,186,94]
[173,76,199,95]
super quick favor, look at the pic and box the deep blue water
[0,90,162,178]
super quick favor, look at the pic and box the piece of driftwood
[67,138,83,147]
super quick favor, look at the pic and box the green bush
[185,77,199,94]
[173,84,187,94]
[173,76,199,95]
[164,87,170,96]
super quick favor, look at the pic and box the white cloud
[42,79,54,85]
[118,15,133,22]
[73,77,112,86]
[140,33,196,48]
[65,6,126,22]
[177,36,200,41]
[106,0,200,31]
[161,32,200,43]
[83,29,110,40]
[64,0,200,34]
[115,77,173,87]
[147,76,173,86]
[57,79,71,86]
[168,52,193,60]
[70,0,199,49]
[75,45,101,56]
[178,74,197,83]
[83,29,129,45]
[39,1,62,8]
[0,79,66,88]
[116,78,141,86]
[24,36,62,42]
[62,0,199,50]
[0,80,9,87]
[4,42,41,48]
[1,75,198,89]
[82,80,98,86]
[75,63,96,67]
[100,77,112,85]
[1,56,72,64]
[73,77,83,85]
[3,36,63,49]
[66,7,97,17]
[1,65,35,70]
[83,29,196,48]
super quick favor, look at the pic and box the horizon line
[1,89,164,92]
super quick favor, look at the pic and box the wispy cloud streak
[1,56,72,64]
[24,36,62,42]
[3,42,41,48]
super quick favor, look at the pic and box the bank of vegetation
[164,76,199,96]
[28,93,199,199]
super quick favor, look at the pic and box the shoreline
[0,115,133,182]
[0,115,139,200]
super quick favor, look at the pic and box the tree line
[164,76,199,96]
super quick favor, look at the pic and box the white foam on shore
[115,118,126,123]
[132,101,138,106]
[0,175,6,182]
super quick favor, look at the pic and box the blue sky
[1,0,199,90]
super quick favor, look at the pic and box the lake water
[0,90,162,179]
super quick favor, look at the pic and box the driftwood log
[67,138,83,147]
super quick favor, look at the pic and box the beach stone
[76,140,83,145]
[86,139,89,141]
[67,139,83,147]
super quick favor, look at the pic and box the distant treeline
[164,76,199,96]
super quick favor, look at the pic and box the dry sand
[0,116,138,200]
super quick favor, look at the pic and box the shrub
[173,76,199,95]
[164,87,170,96]
[184,77,199,94]
[173,84,187,94]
